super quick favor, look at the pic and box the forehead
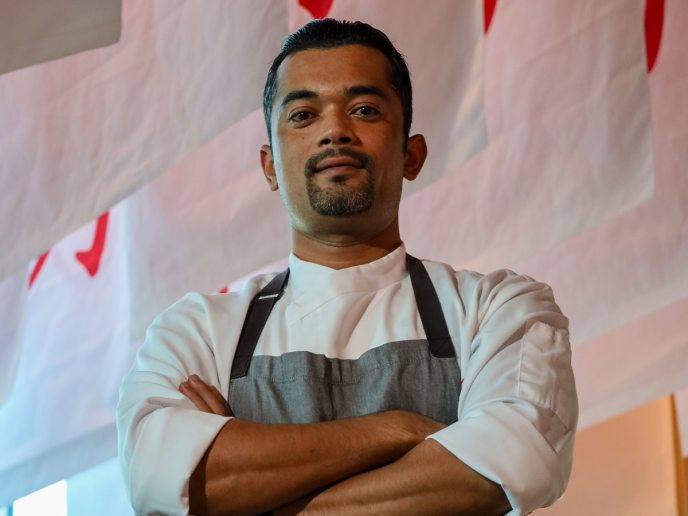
[275,45,393,98]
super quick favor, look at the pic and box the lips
[305,149,372,178]
[314,156,364,172]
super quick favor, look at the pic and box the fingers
[179,375,233,417]
[180,379,213,412]
[204,382,234,417]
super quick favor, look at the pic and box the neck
[291,219,402,270]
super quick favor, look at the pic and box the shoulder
[420,259,567,330]
[138,272,282,361]
[145,291,227,347]
[422,258,544,292]
[151,273,279,329]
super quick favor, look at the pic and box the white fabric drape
[0,0,288,281]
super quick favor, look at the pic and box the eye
[352,105,381,118]
[288,110,316,123]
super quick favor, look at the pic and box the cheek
[276,134,310,163]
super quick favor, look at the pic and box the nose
[318,110,354,146]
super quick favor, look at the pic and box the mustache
[304,148,374,177]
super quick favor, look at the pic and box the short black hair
[263,18,412,143]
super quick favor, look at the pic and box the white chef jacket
[117,243,578,515]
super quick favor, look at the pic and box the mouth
[314,156,364,173]
[306,149,372,178]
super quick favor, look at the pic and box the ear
[260,144,279,191]
[402,134,427,181]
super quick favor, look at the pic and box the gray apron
[228,254,461,425]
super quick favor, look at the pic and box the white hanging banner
[402,0,654,271]
[0,205,135,505]
[0,0,288,282]
[519,0,688,430]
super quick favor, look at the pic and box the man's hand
[179,375,233,417]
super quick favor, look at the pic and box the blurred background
[1,0,686,513]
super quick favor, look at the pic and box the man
[118,19,577,515]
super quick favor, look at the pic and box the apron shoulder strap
[405,254,456,358]
[230,268,289,379]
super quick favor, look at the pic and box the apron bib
[228,255,461,425]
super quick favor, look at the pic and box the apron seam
[231,355,460,384]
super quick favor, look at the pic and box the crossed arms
[119,276,576,514]
[179,375,510,515]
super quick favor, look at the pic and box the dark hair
[263,19,412,143]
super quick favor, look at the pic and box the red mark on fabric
[75,211,110,277]
[28,211,110,288]
[218,286,229,294]
[298,0,333,19]
[28,250,50,288]
[484,0,498,34]
[644,0,664,72]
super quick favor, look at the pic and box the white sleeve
[428,270,578,515]
[116,292,231,515]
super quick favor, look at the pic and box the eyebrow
[280,85,389,110]
[345,85,388,100]
[280,89,318,110]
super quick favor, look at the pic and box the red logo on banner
[644,0,664,73]
[75,212,109,277]
[484,0,498,34]
[28,251,50,288]
[28,211,110,288]
[298,0,333,19]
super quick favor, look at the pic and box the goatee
[305,148,375,216]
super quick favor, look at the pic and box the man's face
[261,44,425,240]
